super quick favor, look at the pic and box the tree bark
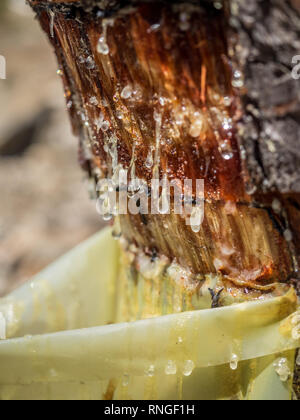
[230,0,300,194]
[29,0,300,398]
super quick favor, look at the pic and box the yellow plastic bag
[0,228,299,400]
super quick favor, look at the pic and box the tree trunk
[28,0,300,396]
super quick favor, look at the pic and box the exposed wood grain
[28,0,300,293]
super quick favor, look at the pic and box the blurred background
[0,1,103,296]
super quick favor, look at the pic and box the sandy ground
[0,4,103,296]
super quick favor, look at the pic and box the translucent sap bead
[97,37,109,55]
[121,85,133,100]
[165,360,177,376]
[230,354,239,371]
[145,364,155,377]
[122,374,130,387]
[273,358,291,382]
[182,360,195,376]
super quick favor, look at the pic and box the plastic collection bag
[0,228,299,400]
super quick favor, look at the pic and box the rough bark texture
[231,0,300,194]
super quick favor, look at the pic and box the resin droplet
[189,206,204,233]
[86,56,95,70]
[214,2,223,10]
[182,360,195,376]
[49,369,58,378]
[222,151,234,161]
[89,96,99,106]
[49,10,55,38]
[96,193,113,221]
[145,147,154,169]
[97,19,114,56]
[95,113,110,132]
[179,12,191,31]
[223,96,232,107]
[230,354,239,371]
[97,36,109,55]
[189,118,203,138]
[101,121,110,132]
[284,229,293,242]
[273,358,291,382]
[122,373,130,387]
[145,364,155,377]
[232,70,244,88]
[272,199,282,214]
[103,213,113,222]
[121,85,133,100]
[165,360,177,375]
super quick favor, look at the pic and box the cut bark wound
[28,0,300,294]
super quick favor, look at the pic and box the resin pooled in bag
[0,229,299,400]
